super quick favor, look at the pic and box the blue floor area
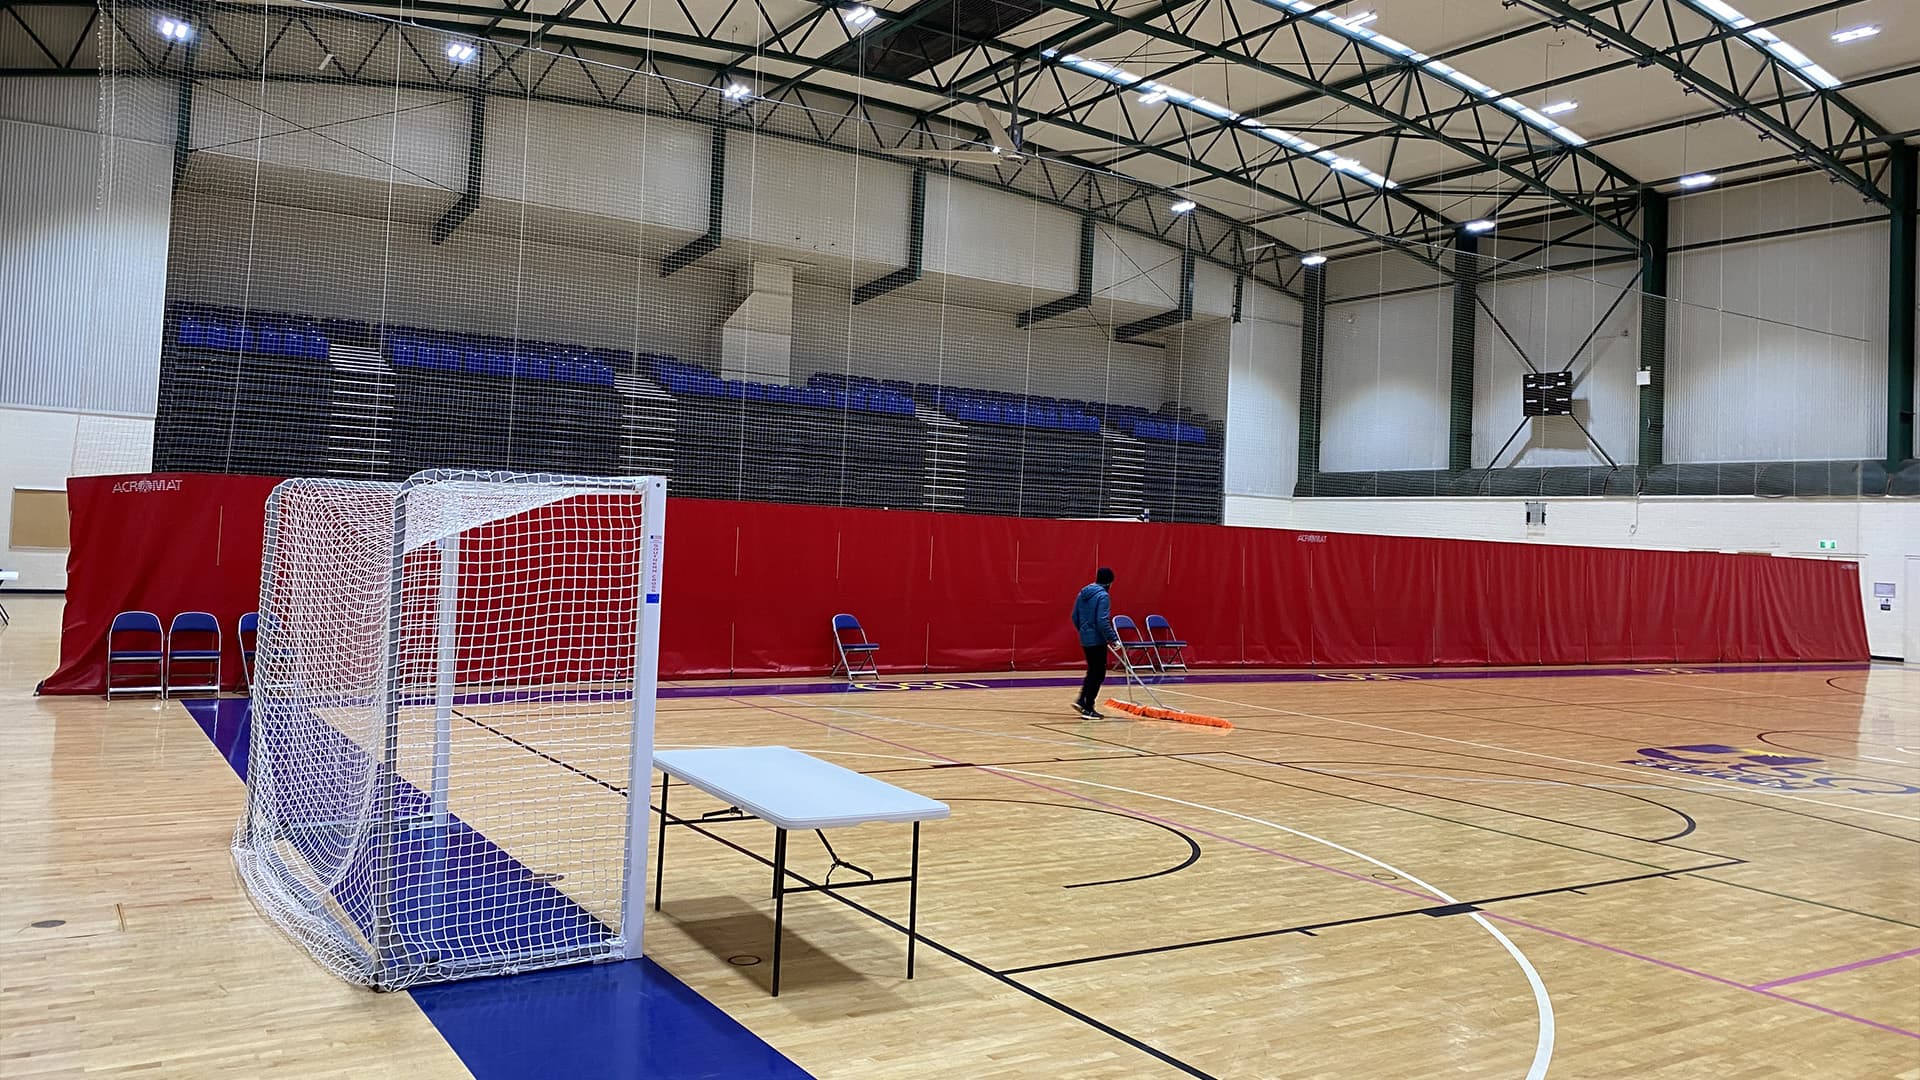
[184,698,810,1080]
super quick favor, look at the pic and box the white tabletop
[655,746,951,830]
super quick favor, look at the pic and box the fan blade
[972,103,1023,159]
[890,149,1012,163]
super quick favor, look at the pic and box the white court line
[770,697,1555,1080]
[986,765,1556,1080]
[1168,688,1920,824]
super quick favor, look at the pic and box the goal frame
[241,469,666,989]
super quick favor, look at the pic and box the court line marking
[759,691,1919,1048]
[1167,688,1920,823]
[757,696,1557,1080]
[1750,946,1920,990]
[1486,913,1920,1041]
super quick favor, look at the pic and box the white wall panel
[1321,290,1451,471]
[191,80,466,193]
[1,84,170,418]
[1474,266,1640,467]
[1223,282,1303,498]
[1673,172,1882,246]
[487,101,707,232]
[1093,228,1183,309]
[923,176,1077,296]
[1667,223,1888,462]
[723,134,911,268]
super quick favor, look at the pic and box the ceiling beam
[1515,0,1894,204]
[1017,0,1642,246]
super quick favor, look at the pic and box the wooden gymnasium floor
[3,592,1919,1079]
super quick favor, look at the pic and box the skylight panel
[1044,50,1395,188]
[1682,0,1842,90]
[1250,1,1590,147]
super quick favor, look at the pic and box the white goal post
[233,470,666,990]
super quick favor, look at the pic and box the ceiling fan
[892,103,1027,164]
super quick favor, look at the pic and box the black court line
[1032,722,1735,868]
[452,708,629,796]
[942,797,1203,889]
[1267,758,1702,844]
[1208,720,1920,847]
[655,809,1220,1080]
[995,861,1743,976]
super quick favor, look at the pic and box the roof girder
[1516,0,1894,204]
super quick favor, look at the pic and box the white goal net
[233,470,665,989]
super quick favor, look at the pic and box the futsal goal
[233,470,666,989]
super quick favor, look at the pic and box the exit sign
[1818,540,1837,550]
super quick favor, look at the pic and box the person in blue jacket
[1071,567,1118,718]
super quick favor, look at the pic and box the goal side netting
[233,470,665,989]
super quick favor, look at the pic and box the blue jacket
[1071,583,1116,647]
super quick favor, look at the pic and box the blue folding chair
[1109,615,1160,677]
[1145,614,1189,672]
[237,612,260,692]
[166,611,222,699]
[106,611,166,699]
[830,613,880,679]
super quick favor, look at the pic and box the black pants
[1078,644,1108,709]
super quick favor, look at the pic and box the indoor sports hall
[2,1,1919,1077]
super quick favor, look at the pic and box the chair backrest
[832,613,863,641]
[111,610,162,636]
[239,611,259,634]
[1111,614,1141,640]
[1145,614,1173,636]
[170,610,220,637]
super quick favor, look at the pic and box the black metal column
[1889,144,1916,471]
[1449,232,1480,470]
[853,167,926,304]
[1637,191,1670,470]
[661,127,726,275]
[1295,264,1327,495]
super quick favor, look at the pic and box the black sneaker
[1078,705,1105,720]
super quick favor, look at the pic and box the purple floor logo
[1622,744,1920,795]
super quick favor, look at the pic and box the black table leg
[772,827,788,996]
[907,821,921,979]
[653,772,668,911]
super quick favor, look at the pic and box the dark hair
[1095,567,1115,585]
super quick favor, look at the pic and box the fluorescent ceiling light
[1251,0,1588,146]
[156,16,193,41]
[1337,10,1377,28]
[1044,49,1395,188]
[1300,254,1329,267]
[1830,25,1880,44]
[444,41,476,63]
[1540,100,1578,116]
[1168,200,1197,214]
[1677,172,1717,188]
[1685,0,1842,89]
[1463,219,1495,233]
[722,82,752,100]
[841,5,877,29]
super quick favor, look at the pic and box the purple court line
[660,661,1870,700]
[1485,914,1920,1041]
[725,693,1920,1043]
[1751,946,1920,991]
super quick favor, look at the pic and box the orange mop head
[1104,698,1232,729]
